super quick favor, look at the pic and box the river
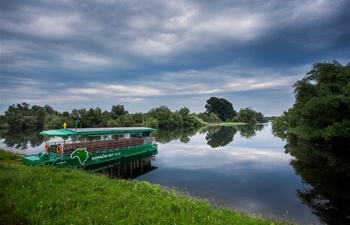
[138,123,320,224]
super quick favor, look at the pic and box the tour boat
[22,127,158,167]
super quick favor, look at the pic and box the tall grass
[0,149,296,225]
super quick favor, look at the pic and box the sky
[0,0,349,116]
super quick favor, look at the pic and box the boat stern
[22,152,52,166]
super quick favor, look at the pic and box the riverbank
[0,149,296,225]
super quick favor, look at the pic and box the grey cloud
[0,0,348,115]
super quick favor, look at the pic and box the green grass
[0,149,297,225]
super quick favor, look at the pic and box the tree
[176,107,190,117]
[82,107,102,127]
[207,112,221,123]
[110,105,129,119]
[205,97,237,122]
[234,107,267,124]
[71,108,87,127]
[273,61,350,144]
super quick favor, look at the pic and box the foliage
[205,126,237,148]
[272,61,350,144]
[271,61,350,224]
[0,128,45,149]
[2,96,265,131]
[236,124,264,139]
[156,127,199,144]
[44,114,75,130]
[205,97,237,122]
[110,104,129,119]
[147,106,203,129]
[234,107,267,124]
[1,103,57,130]
[207,112,221,123]
[197,112,209,122]
[282,135,350,225]
[116,114,134,127]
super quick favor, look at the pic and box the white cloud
[2,14,80,39]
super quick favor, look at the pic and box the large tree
[233,107,266,124]
[205,97,237,122]
[110,104,129,119]
[273,61,350,144]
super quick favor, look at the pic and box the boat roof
[39,127,157,137]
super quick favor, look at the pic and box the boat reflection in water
[84,151,158,179]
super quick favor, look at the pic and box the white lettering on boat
[92,152,121,160]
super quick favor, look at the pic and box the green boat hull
[23,143,158,167]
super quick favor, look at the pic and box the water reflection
[236,124,265,139]
[204,126,237,148]
[285,135,350,224]
[156,124,266,148]
[0,124,267,151]
[85,151,158,179]
[138,123,319,224]
[0,128,44,149]
[156,127,198,144]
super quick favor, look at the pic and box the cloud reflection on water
[139,123,318,224]
[156,128,292,172]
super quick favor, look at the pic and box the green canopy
[39,127,157,137]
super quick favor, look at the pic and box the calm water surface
[138,123,320,224]
[0,123,320,224]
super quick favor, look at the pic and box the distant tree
[176,107,190,117]
[116,114,134,127]
[44,114,74,129]
[110,105,129,119]
[197,112,209,122]
[31,105,47,128]
[82,107,102,127]
[147,106,172,128]
[132,112,145,126]
[100,110,112,127]
[107,119,118,127]
[234,107,267,124]
[44,105,57,115]
[1,102,47,130]
[205,97,237,122]
[207,112,221,123]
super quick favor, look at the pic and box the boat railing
[44,137,153,155]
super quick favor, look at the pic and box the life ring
[151,155,155,160]
[56,145,62,154]
[45,143,50,151]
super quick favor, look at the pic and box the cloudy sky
[1,0,348,116]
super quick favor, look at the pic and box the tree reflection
[156,125,266,148]
[205,126,237,148]
[285,135,350,224]
[156,127,198,144]
[0,128,45,149]
[236,124,265,139]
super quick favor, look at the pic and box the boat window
[142,132,150,137]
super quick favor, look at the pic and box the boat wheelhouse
[23,127,158,167]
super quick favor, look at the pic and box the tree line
[0,98,267,131]
[272,60,350,145]
[271,60,350,224]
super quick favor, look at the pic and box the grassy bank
[0,149,294,225]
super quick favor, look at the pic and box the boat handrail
[46,137,149,153]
